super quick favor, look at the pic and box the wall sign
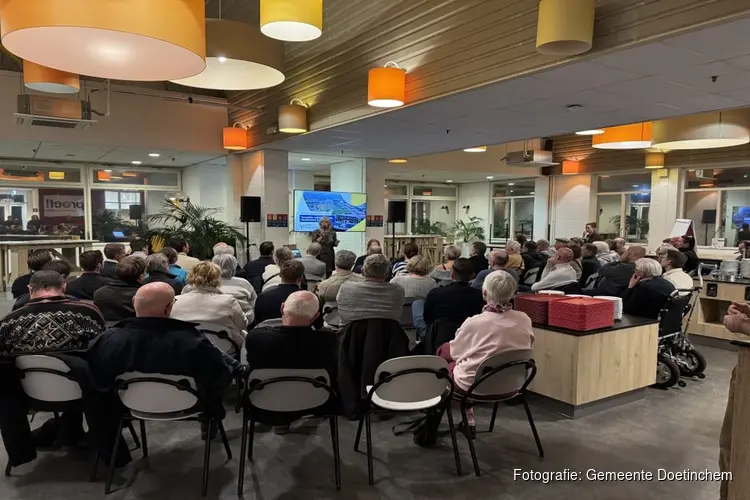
[266,213,289,228]
[366,215,384,227]
[43,194,84,217]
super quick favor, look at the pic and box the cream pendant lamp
[645,151,665,169]
[536,0,596,56]
[1,0,206,81]
[279,99,309,133]
[23,60,79,94]
[171,19,285,90]
[261,0,323,42]
[652,110,750,150]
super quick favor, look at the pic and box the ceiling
[269,15,750,159]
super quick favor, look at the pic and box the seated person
[316,250,363,304]
[678,235,700,275]
[354,238,381,274]
[170,237,200,271]
[338,254,405,325]
[13,260,77,310]
[355,243,391,279]
[262,247,294,291]
[143,253,183,295]
[171,262,247,347]
[580,243,602,287]
[244,241,275,293]
[567,244,583,280]
[245,291,338,426]
[531,247,578,292]
[613,237,627,256]
[1,270,106,356]
[468,241,489,277]
[439,270,534,430]
[213,242,248,281]
[159,246,188,284]
[254,260,313,327]
[87,282,237,421]
[11,249,52,299]
[390,255,437,300]
[623,258,676,319]
[93,256,145,322]
[472,250,519,289]
[505,241,524,271]
[214,254,257,322]
[297,242,327,284]
[130,238,149,256]
[584,245,646,297]
[101,243,126,279]
[429,244,462,284]
[594,240,620,266]
[537,239,555,258]
[660,248,694,291]
[392,242,419,277]
[66,250,112,300]
[520,241,544,271]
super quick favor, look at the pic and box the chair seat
[366,385,443,411]
[452,390,520,403]
[129,408,203,421]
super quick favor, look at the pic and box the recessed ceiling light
[131,160,142,165]
[632,184,639,188]
[464,146,487,153]
[301,157,311,161]
[576,129,604,135]
[389,159,408,164]
[486,176,494,180]
[384,184,388,188]
[104,169,112,173]
[510,190,514,193]
[217,56,228,63]
[508,182,515,186]
[446,180,453,183]
[530,191,535,194]
[148,153,160,157]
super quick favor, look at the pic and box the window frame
[384,180,457,236]
[489,179,537,244]
[593,172,652,242]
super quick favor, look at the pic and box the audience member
[622,258,676,319]
[678,235,700,274]
[532,247,578,292]
[472,250,518,289]
[515,234,528,246]
[298,242,327,283]
[660,248,694,291]
[130,238,149,256]
[316,250,362,303]
[738,223,750,245]
[613,237,627,256]
[1,270,106,356]
[583,222,602,243]
[505,241,524,271]
[262,246,294,291]
[393,242,419,276]
[170,237,200,271]
[170,262,247,347]
[430,244,462,283]
[567,243,583,280]
[521,241,545,271]
[213,254,257,322]
[354,238,381,273]
[66,250,112,300]
[94,256,145,322]
[159,246,188,284]
[254,260,306,327]
[245,241,275,292]
[537,239,555,258]
[468,241,489,278]
[338,254,405,325]
[13,260,75,310]
[143,253,183,295]
[101,243,126,279]
[580,243,602,287]
[11,249,52,298]
[390,255,437,300]
[595,240,620,266]
[554,238,570,250]
[585,245,646,297]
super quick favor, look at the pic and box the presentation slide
[293,190,367,233]
[732,206,750,228]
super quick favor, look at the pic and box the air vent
[15,94,96,130]
[31,119,80,129]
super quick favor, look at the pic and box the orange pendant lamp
[23,60,79,94]
[592,122,652,150]
[223,124,249,151]
[562,160,580,175]
[368,62,406,108]
[1,0,206,81]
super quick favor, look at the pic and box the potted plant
[92,209,128,242]
[452,216,485,256]
[412,218,449,236]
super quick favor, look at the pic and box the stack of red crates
[548,298,614,331]
[514,294,568,324]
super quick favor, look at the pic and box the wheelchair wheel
[655,355,680,389]
[684,348,707,376]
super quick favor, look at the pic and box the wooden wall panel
[229,0,750,149]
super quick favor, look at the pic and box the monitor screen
[732,206,750,229]
[293,190,367,233]
[291,249,302,258]
[112,231,125,239]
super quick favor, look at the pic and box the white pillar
[289,169,314,249]
[550,174,591,240]
[330,159,366,256]
[365,158,387,247]
[533,177,550,240]
[648,168,680,250]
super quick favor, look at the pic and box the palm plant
[452,216,486,243]
[412,218,449,236]
[92,209,127,241]
[145,200,247,260]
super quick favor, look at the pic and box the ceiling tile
[534,61,640,91]
[662,18,750,60]
[589,42,711,76]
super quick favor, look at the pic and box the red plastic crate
[514,294,568,324]
[548,298,614,331]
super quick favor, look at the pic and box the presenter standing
[312,217,338,277]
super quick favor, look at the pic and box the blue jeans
[412,299,427,340]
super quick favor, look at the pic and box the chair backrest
[323,306,341,328]
[246,368,333,413]
[197,322,237,355]
[255,318,283,328]
[371,355,450,404]
[522,267,540,286]
[549,281,582,294]
[469,349,535,397]
[116,372,200,414]
[400,299,416,328]
[658,289,696,337]
[15,355,83,402]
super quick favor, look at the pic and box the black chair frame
[198,327,242,361]
[353,367,462,485]
[103,376,232,497]
[238,375,341,495]
[453,359,543,477]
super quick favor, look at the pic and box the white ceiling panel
[663,17,750,60]
[34,143,115,161]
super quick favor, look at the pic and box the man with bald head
[532,247,578,292]
[471,250,519,289]
[583,245,646,297]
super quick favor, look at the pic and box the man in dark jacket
[468,241,489,278]
[583,222,603,243]
[143,253,183,295]
[66,250,112,300]
[94,256,145,322]
[10,249,52,299]
[254,260,307,326]
[245,241,275,293]
[101,243,126,279]
[520,241,545,271]
[580,243,602,287]
[13,259,79,310]
[622,258,676,319]
[423,258,483,326]
[584,245,646,297]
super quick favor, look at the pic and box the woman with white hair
[505,241,524,271]
[430,244,462,283]
[438,270,535,431]
[594,241,619,266]
[390,255,437,300]
[213,253,257,322]
[622,257,676,319]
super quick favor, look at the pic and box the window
[490,179,535,242]
[384,181,456,236]
[595,173,651,243]
[104,191,141,211]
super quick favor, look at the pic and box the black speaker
[129,205,143,220]
[701,209,717,224]
[240,196,262,223]
[387,200,407,223]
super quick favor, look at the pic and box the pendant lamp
[223,124,249,151]
[536,0,596,56]
[23,60,80,94]
[645,152,665,169]
[368,62,406,108]
[261,0,323,42]
[1,0,206,81]
[171,19,285,90]
[562,160,580,175]
[592,122,652,150]
[279,99,309,133]
[651,110,750,150]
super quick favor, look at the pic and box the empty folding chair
[105,372,232,496]
[399,298,416,329]
[238,369,340,494]
[452,349,543,477]
[354,355,461,485]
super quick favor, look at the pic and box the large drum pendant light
[23,60,79,94]
[368,62,406,108]
[652,110,750,150]
[171,19,285,90]
[0,0,206,81]
[645,151,665,169]
[223,124,249,151]
[592,122,652,150]
[536,0,596,56]
[279,99,309,133]
[261,0,323,42]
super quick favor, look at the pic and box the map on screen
[293,190,367,233]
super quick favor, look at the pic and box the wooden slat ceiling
[226,0,750,149]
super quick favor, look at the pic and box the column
[330,159,366,256]
[550,174,591,241]
[365,158,387,248]
[289,169,314,249]
[533,177,550,240]
[648,168,680,250]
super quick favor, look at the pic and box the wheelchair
[655,286,707,389]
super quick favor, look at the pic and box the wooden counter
[530,315,659,418]
[0,239,96,292]
[688,277,744,344]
